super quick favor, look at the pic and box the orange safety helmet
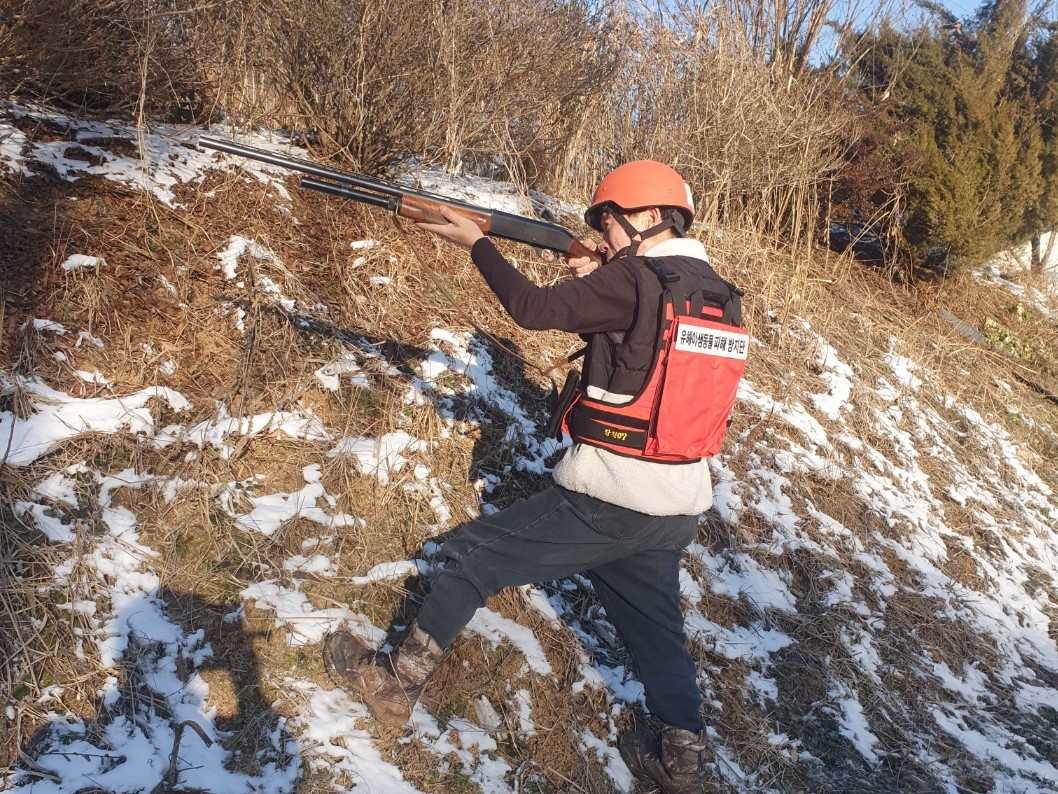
[584,160,695,232]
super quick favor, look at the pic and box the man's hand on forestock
[415,205,486,249]
[564,238,602,279]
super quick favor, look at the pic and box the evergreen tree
[1028,20,1058,271]
[845,0,1051,273]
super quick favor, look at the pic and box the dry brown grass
[2,159,596,784]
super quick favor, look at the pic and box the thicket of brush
[0,0,868,248]
[7,0,1056,273]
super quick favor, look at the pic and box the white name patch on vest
[674,325,749,360]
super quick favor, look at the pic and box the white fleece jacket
[551,237,716,516]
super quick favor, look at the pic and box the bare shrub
[0,0,215,119]
[221,0,623,179]
[709,0,887,77]
[568,2,854,245]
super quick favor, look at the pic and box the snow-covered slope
[3,102,1058,794]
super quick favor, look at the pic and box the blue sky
[933,0,1058,21]
[939,0,980,16]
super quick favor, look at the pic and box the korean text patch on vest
[648,316,749,459]
[674,325,748,360]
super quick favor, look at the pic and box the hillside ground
[2,106,1058,793]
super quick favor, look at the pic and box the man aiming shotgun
[318,159,749,794]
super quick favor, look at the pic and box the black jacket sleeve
[469,238,638,334]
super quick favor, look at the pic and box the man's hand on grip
[416,205,486,249]
[564,238,603,279]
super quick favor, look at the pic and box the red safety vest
[561,259,748,462]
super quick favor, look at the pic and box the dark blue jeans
[416,485,702,731]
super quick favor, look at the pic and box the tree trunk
[1031,234,1041,274]
[1043,232,1057,277]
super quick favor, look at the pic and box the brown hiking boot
[619,724,708,794]
[322,622,443,728]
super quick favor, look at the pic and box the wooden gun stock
[398,195,492,231]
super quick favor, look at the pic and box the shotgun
[198,136,601,265]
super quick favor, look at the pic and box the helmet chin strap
[613,208,687,257]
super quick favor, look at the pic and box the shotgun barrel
[198,136,601,264]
